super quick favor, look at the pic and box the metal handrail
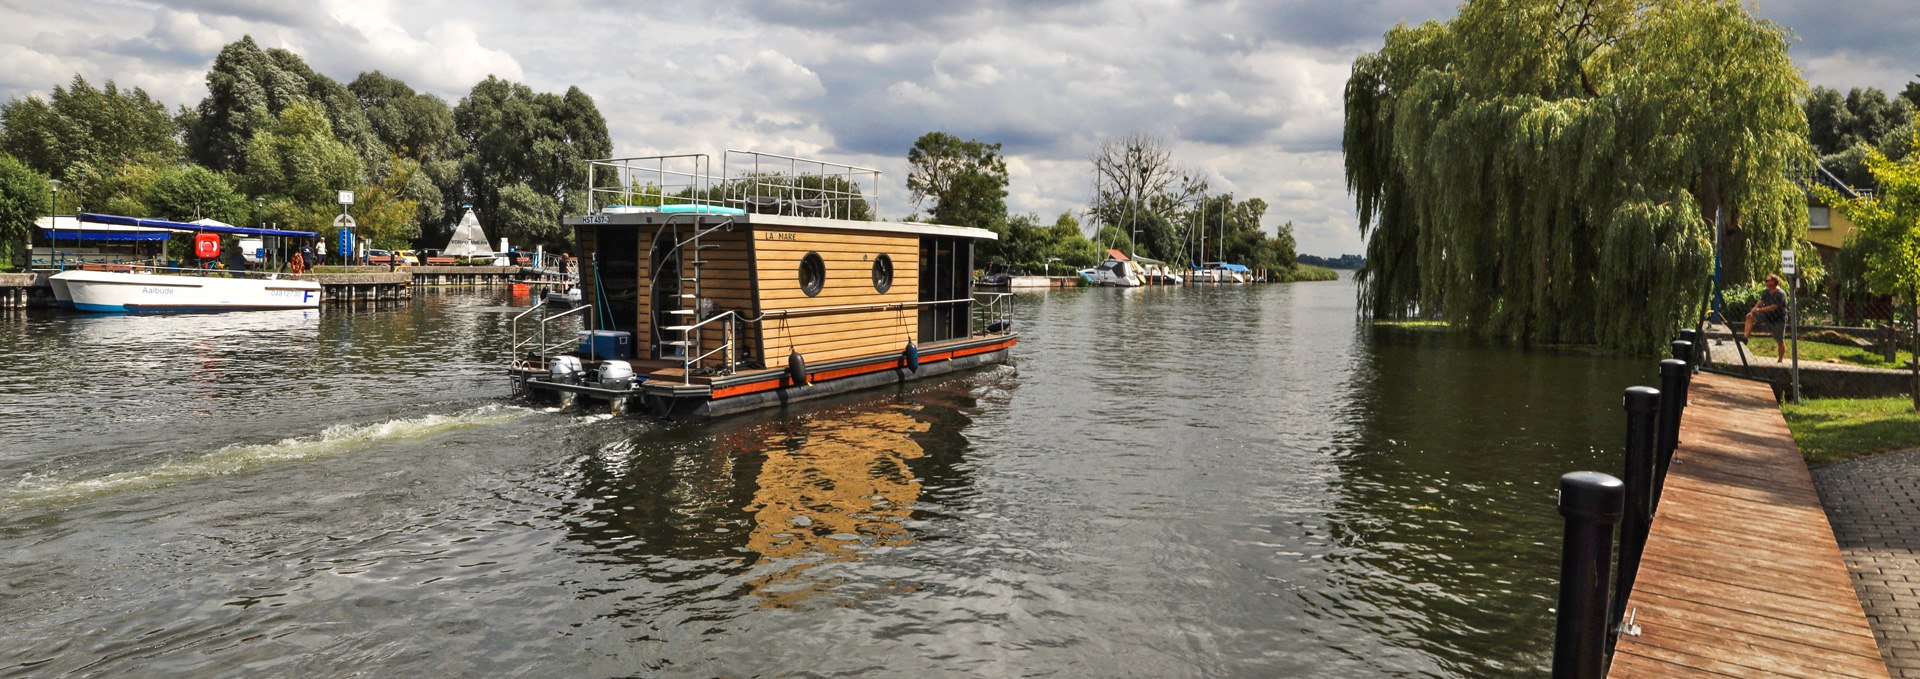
[510,301,590,370]
[973,292,1014,336]
[587,154,727,214]
[722,149,881,220]
[678,310,737,385]
[757,297,973,318]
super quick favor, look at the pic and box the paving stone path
[1816,449,1920,679]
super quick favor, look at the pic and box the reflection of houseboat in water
[509,151,1017,418]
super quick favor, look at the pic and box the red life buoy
[194,233,220,259]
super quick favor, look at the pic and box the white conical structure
[443,209,492,257]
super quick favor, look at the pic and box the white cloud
[0,0,1900,257]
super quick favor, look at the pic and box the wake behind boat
[54,268,320,313]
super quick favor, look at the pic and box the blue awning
[79,213,319,238]
[45,229,170,242]
[1219,263,1251,273]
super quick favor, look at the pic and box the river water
[0,276,1653,678]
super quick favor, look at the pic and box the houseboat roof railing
[722,149,880,221]
[587,154,726,214]
[587,151,884,221]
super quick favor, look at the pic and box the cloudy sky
[2,0,1914,256]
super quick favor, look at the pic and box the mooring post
[1653,359,1689,504]
[1669,341,1695,403]
[1554,471,1624,679]
[1670,339,1693,369]
[1677,330,1702,371]
[1612,386,1661,645]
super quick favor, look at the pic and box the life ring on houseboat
[787,351,808,387]
[193,233,221,259]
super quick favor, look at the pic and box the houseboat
[507,151,1017,418]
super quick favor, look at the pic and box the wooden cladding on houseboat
[752,227,920,368]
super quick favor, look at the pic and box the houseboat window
[872,253,893,293]
[1809,205,1830,230]
[798,252,825,296]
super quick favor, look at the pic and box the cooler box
[577,330,632,359]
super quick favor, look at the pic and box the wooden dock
[1608,372,1889,677]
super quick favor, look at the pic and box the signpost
[1783,249,1800,403]
[336,191,354,266]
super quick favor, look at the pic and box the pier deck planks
[1608,372,1888,678]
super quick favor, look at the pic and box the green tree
[350,71,463,232]
[242,103,365,232]
[148,164,246,223]
[0,75,181,180]
[0,154,51,267]
[494,182,561,245]
[906,131,1008,230]
[186,37,382,174]
[454,76,610,248]
[66,155,169,217]
[1043,211,1099,269]
[1093,224,1134,258]
[1816,135,1920,408]
[338,153,422,249]
[1344,0,1810,352]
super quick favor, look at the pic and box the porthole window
[872,253,893,293]
[798,252,825,297]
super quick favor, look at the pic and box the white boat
[1194,262,1252,283]
[54,269,321,313]
[1080,249,1145,287]
[49,275,74,308]
[1080,259,1143,287]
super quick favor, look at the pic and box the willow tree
[1344,0,1811,351]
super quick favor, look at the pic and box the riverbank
[1783,397,1920,465]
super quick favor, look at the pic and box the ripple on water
[0,282,1646,677]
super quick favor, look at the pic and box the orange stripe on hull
[706,338,1016,400]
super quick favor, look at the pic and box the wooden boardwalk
[1609,373,1889,678]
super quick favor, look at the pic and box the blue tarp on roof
[44,229,169,242]
[80,213,318,238]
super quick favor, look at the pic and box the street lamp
[49,179,61,270]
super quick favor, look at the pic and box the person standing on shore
[1743,274,1788,360]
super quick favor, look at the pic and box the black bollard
[1670,340,1696,398]
[1611,387,1662,644]
[1653,359,1689,505]
[1677,330,1702,370]
[1670,339,1693,366]
[1554,471,1624,679]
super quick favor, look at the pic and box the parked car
[367,248,402,265]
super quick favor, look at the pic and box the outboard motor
[597,360,634,390]
[548,355,583,385]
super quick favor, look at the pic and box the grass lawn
[1782,396,1920,465]
[1740,337,1914,370]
